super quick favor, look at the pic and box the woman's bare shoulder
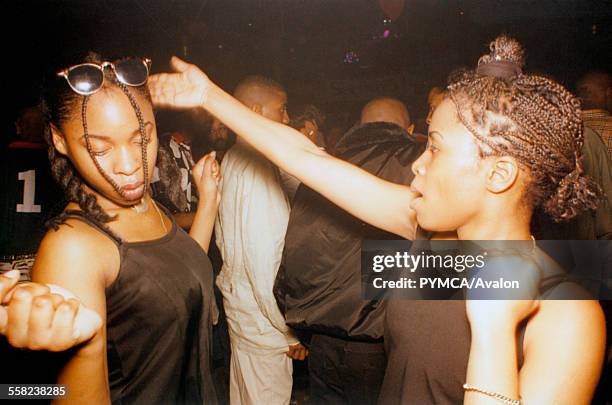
[33,218,120,286]
[525,298,605,353]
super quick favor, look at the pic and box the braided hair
[447,35,602,222]
[42,52,152,230]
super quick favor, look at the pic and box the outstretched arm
[149,57,418,239]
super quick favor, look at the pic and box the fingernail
[35,297,50,308]
[3,270,20,279]
[14,289,28,299]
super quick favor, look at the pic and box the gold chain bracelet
[463,384,522,405]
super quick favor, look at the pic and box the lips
[409,182,423,197]
[119,181,145,201]
[409,183,423,210]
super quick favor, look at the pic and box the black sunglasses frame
[56,57,152,96]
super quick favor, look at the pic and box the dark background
[2,0,611,135]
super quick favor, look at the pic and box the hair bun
[476,35,525,79]
[543,167,603,222]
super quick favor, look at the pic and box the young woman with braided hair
[150,34,605,404]
[30,53,220,404]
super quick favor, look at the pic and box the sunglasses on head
[56,57,152,96]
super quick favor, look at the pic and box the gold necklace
[152,200,168,234]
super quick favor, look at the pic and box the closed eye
[91,149,110,156]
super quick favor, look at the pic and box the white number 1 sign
[17,170,41,213]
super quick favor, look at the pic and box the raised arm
[188,151,221,253]
[149,57,417,239]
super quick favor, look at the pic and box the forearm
[54,335,110,404]
[465,326,520,405]
[204,83,416,238]
[189,199,218,253]
[204,83,323,179]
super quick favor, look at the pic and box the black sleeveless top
[379,253,571,405]
[62,208,217,405]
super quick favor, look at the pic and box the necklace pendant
[132,198,148,214]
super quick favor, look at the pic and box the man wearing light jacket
[214,75,307,405]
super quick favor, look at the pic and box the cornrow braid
[80,79,150,200]
[43,51,153,233]
[42,114,119,237]
[448,35,603,222]
[113,78,149,197]
[80,95,122,195]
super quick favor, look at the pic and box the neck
[130,197,149,213]
[81,183,152,213]
[456,202,532,241]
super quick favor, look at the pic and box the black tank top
[61,208,217,405]
[379,257,571,405]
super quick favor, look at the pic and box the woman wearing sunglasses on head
[31,53,220,404]
[150,36,606,404]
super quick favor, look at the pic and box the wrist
[74,330,105,357]
[198,195,218,210]
[201,82,221,109]
[470,322,516,343]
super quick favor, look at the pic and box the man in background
[576,71,612,157]
[276,96,424,405]
[215,75,307,405]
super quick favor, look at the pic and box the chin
[416,213,456,234]
[103,190,144,209]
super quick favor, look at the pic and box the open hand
[148,56,211,109]
[0,270,102,351]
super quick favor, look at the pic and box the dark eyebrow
[81,121,154,140]
[80,134,111,141]
[131,121,154,137]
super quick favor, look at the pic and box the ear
[485,156,519,194]
[251,103,262,116]
[50,123,68,156]
[407,123,415,135]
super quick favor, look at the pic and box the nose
[411,150,427,177]
[114,144,141,176]
[282,110,290,125]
